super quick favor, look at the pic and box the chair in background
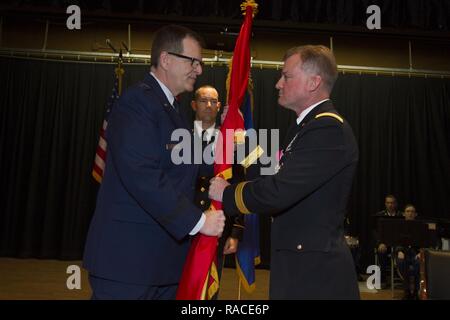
[419,248,450,299]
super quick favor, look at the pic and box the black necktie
[172,99,180,113]
[201,130,209,150]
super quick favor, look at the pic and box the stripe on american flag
[92,73,121,183]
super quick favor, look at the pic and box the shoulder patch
[315,112,344,123]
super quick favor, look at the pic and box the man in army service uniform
[209,45,360,299]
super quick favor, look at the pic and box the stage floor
[0,258,403,300]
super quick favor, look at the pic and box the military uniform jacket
[83,73,202,286]
[222,100,360,299]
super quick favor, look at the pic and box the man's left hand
[223,237,238,255]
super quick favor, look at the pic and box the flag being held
[176,0,258,300]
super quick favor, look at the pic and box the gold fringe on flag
[240,0,258,17]
[115,65,125,95]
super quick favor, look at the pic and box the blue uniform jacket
[83,73,202,286]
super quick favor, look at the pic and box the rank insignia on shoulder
[315,112,344,123]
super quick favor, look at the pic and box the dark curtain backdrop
[4,0,450,31]
[1,57,449,269]
[332,74,450,266]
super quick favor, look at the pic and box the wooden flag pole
[238,278,242,300]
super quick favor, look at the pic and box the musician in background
[395,204,420,300]
[372,194,402,285]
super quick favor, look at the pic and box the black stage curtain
[332,74,450,267]
[3,0,449,31]
[1,57,449,269]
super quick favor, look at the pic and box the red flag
[176,0,257,300]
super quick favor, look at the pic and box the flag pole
[238,278,242,300]
[115,49,124,95]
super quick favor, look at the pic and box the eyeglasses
[167,52,204,69]
[197,98,219,106]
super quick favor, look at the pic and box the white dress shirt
[296,99,330,125]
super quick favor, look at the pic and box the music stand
[378,218,434,248]
[377,218,435,297]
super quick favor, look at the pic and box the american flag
[92,69,123,183]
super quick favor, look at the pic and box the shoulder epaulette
[315,112,344,123]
